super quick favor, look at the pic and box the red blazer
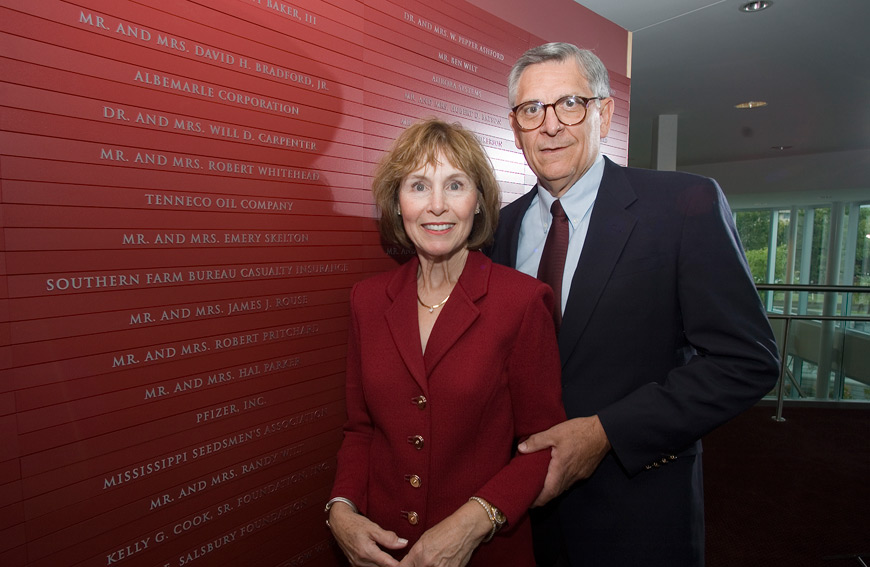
[331,251,565,565]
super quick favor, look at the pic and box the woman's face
[398,151,479,262]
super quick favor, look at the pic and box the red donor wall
[0,1,628,566]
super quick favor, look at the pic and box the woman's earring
[475,205,481,214]
[397,208,401,216]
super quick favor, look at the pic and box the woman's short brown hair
[372,118,500,251]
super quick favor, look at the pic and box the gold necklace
[417,293,450,313]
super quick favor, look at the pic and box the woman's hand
[397,501,491,567]
[329,502,408,567]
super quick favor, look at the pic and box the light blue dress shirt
[516,154,605,315]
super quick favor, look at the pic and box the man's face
[511,59,614,198]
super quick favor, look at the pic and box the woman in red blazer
[326,119,565,567]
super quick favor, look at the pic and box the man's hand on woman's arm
[518,415,611,506]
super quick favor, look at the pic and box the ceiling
[573,0,870,173]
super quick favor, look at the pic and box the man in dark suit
[488,43,780,566]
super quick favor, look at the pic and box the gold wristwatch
[469,496,506,542]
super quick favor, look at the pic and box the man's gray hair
[508,42,612,106]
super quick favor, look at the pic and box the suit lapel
[493,186,537,266]
[385,259,428,390]
[558,158,637,365]
[422,252,487,374]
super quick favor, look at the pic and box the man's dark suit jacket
[488,157,780,566]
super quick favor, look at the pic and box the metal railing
[755,284,870,421]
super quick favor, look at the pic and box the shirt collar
[534,153,604,232]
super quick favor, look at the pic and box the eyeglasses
[511,95,602,131]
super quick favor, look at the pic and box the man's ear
[599,97,615,138]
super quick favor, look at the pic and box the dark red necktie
[537,200,569,328]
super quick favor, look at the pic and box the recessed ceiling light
[740,1,772,12]
[771,145,792,150]
[735,101,768,109]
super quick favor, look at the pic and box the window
[733,201,870,402]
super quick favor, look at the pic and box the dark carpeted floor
[703,404,870,566]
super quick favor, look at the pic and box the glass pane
[785,317,845,401]
[773,209,790,284]
[735,210,772,283]
[812,208,830,285]
[853,204,870,287]
[843,319,870,401]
